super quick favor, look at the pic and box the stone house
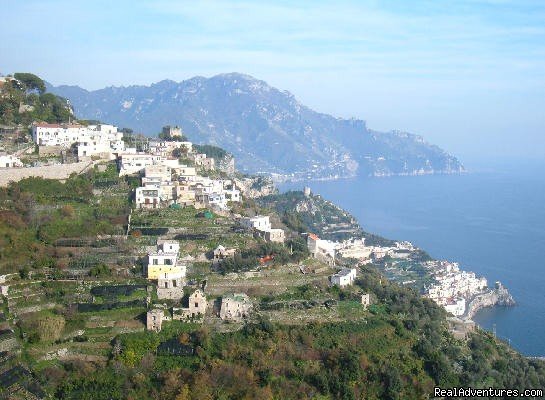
[173,289,207,320]
[220,293,252,321]
[361,293,371,310]
[146,308,164,332]
[157,272,184,300]
[264,228,285,243]
[213,245,237,264]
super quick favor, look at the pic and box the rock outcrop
[464,281,515,320]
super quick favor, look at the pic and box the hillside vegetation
[0,173,544,399]
[0,73,72,126]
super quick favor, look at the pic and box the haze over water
[280,160,545,356]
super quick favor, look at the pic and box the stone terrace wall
[0,161,94,187]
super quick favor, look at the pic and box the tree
[14,72,46,94]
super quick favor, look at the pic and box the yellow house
[146,246,186,280]
[147,264,186,280]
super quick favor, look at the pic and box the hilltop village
[0,74,537,400]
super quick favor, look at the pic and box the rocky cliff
[464,282,516,320]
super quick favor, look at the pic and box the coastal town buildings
[424,260,488,316]
[148,140,192,157]
[337,238,372,260]
[240,215,272,231]
[240,215,285,243]
[118,153,165,176]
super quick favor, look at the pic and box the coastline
[271,168,467,184]
[464,282,516,320]
[275,174,515,326]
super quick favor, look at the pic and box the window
[153,259,158,265]
[165,259,172,265]
[194,303,198,308]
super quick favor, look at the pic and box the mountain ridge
[47,73,465,179]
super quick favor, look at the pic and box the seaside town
[0,71,542,400]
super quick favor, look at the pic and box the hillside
[0,73,72,126]
[0,173,543,399]
[47,73,464,179]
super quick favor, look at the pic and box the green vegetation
[0,73,72,125]
[158,130,188,142]
[0,164,130,273]
[30,265,545,399]
[18,311,65,343]
[219,237,309,274]
[193,144,228,161]
[13,73,46,94]
[259,190,395,245]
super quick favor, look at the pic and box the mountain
[47,73,465,178]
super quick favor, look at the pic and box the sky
[1,0,544,164]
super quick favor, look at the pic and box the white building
[224,187,241,202]
[307,233,337,264]
[330,267,357,287]
[32,123,88,147]
[118,153,165,176]
[176,165,197,182]
[240,215,272,232]
[32,123,124,159]
[143,165,172,183]
[157,239,180,254]
[135,187,160,209]
[146,240,186,280]
[444,298,466,317]
[0,154,23,168]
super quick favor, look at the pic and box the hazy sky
[2,0,544,163]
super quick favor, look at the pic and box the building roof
[334,268,355,278]
[33,123,83,128]
[222,293,250,302]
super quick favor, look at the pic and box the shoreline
[271,168,467,184]
[274,179,516,329]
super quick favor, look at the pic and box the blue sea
[279,161,545,356]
